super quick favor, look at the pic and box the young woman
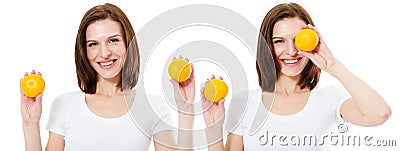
[202,3,391,150]
[21,3,194,151]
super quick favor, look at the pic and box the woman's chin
[280,70,302,77]
[98,72,120,80]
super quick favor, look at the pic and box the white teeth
[100,61,114,66]
[283,59,298,64]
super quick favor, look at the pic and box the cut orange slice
[168,59,191,82]
[204,79,228,102]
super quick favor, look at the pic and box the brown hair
[75,3,140,94]
[256,3,320,92]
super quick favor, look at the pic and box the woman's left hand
[297,24,337,71]
[170,56,195,114]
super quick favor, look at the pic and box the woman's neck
[95,75,123,97]
[275,75,309,96]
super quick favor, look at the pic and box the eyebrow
[86,34,122,43]
[108,34,122,39]
[272,37,283,40]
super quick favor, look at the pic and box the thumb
[170,79,179,88]
[217,99,225,107]
[35,94,43,104]
[298,50,314,59]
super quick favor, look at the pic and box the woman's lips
[98,59,117,69]
[281,57,303,66]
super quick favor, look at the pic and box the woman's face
[86,19,126,79]
[272,17,309,77]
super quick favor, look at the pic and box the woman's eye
[273,40,284,44]
[109,38,120,43]
[88,42,98,47]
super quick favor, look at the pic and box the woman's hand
[297,24,337,71]
[21,70,43,125]
[170,56,195,114]
[201,75,225,127]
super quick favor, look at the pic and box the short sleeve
[333,85,352,120]
[46,95,66,136]
[152,105,175,135]
[149,95,176,135]
[225,91,253,136]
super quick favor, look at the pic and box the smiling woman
[272,17,312,78]
[85,19,127,79]
[84,19,128,86]
[20,3,194,151]
[202,2,392,151]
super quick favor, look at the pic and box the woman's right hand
[201,75,226,128]
[20,70,43,125]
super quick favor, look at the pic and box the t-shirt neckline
[79,91,132,120]
[258,86,318,118]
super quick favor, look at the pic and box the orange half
[204,79,228,102]
[168,59,191,82]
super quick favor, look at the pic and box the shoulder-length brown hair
[256,3,320,92]
[75,3,140,94]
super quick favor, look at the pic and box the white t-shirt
[225,85,351,151]
[46,90,175,151]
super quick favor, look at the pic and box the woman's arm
[327,61,391,126]
[203,108,244,151]
[225,133,244,151]
[21,71,65,151]
[201,76,245,151]
[298,25,391,127]
[21,71,43,151]
[201,76,225,151]
[22,118,42,151]
[22,97,65,151]
[45,132,65,151]
[153,131,178,151]
[166,56,194,150]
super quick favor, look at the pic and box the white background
[1,0,399,150]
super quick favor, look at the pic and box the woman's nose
[100,43,112,58]
[287,41,298,56]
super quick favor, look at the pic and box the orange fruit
[203,79,228,102]
[295,28,319,52]
[168,59,192,82]
[21,74,45,97]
